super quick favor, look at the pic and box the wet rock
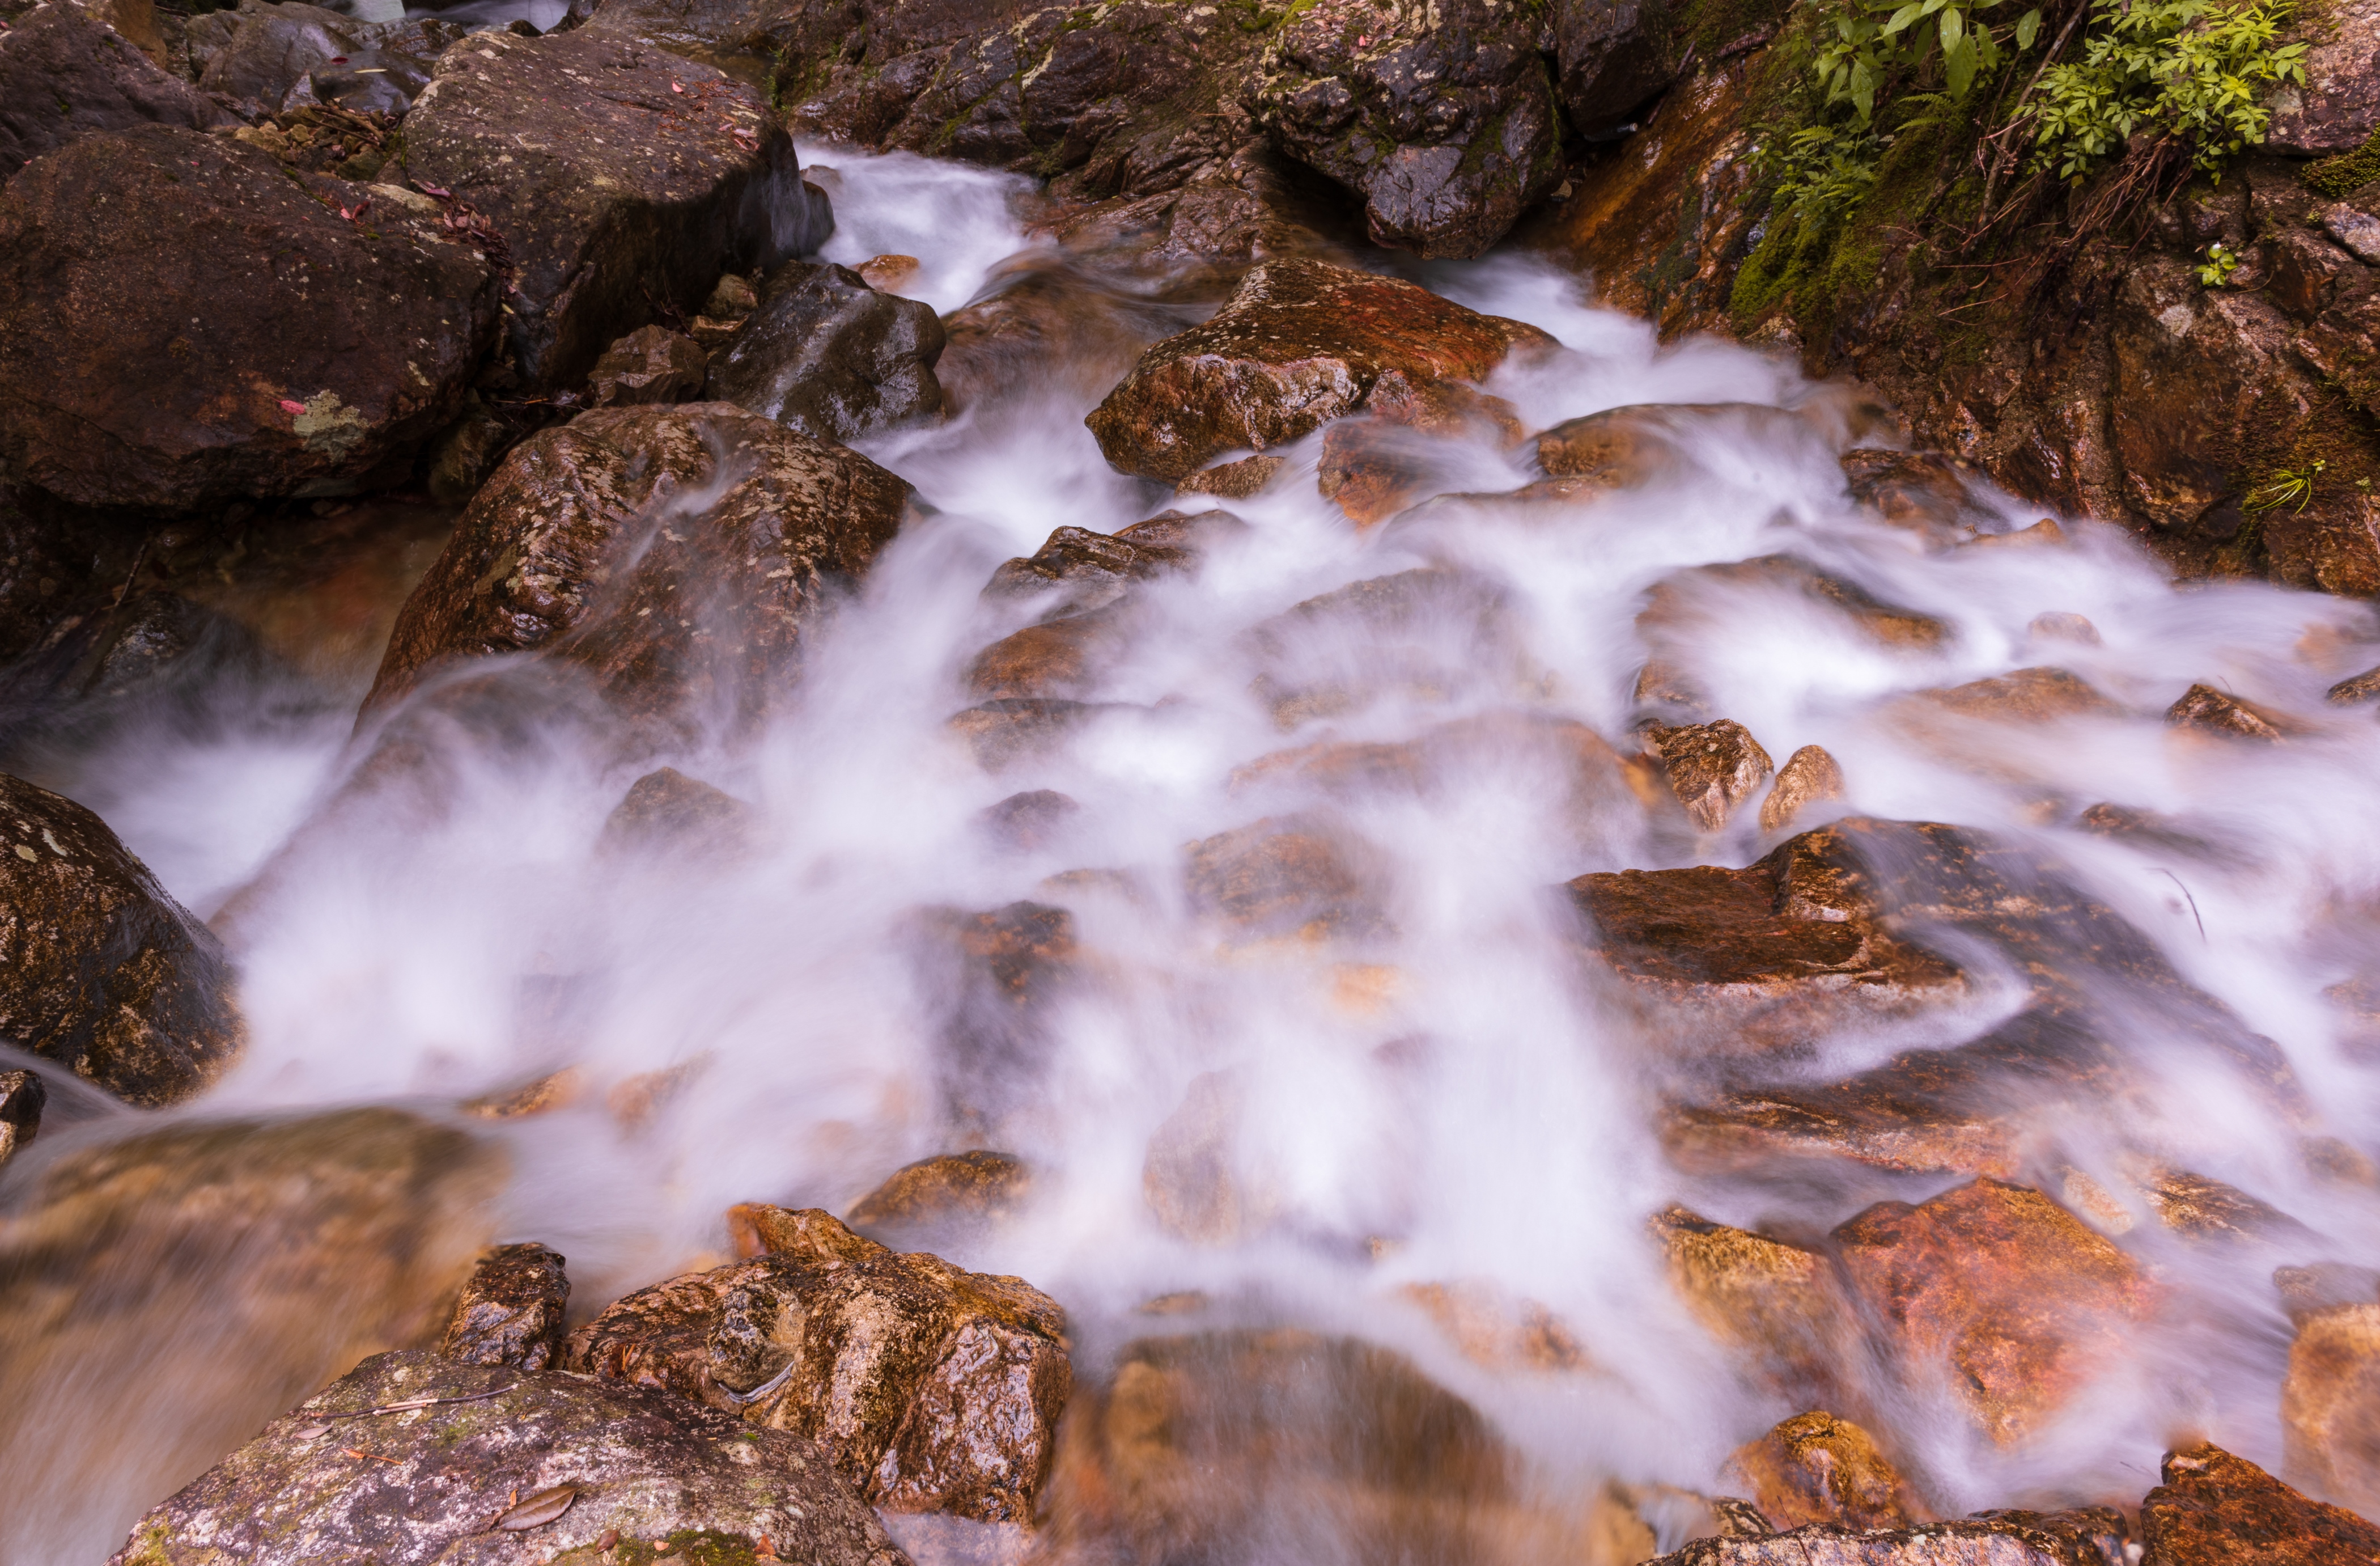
[0,1067,42,1171]
[1647,1514,2125,1565]
[1248,0,1562,259]
[403,29,831,393]
[0,0,228,171]
[0,772,240,1104]
[2166,683,2297,741]
[982,511,1239,613]
[1912,667,2121,725]
[596,767,754,861]
[1085,258,1554,483]
[935,258,1195,414]
[1395,1279,1589,1372]
[0,125,499,510]
[706,260,947,442]
[2265,0,2380,153]
[965,606,1123,702]
[2143,1167,2297,1240]
[462,1066,584,1120]
[1183,818,1384,942]
[857,253,919,292]
[362,404,911,743]
[1535,402,1700,489]
[915,900,1078,1129]
[1644,718,1774,832]
[439,1241,571,1371]
[1840,448,1996,536]
[2282,1283,2380,1513]
[194,0,364,109]
[586,325,710,409]
[1759,744,1846,833]
[1633,558,1949,717]
[847,1149,1032,1246]
[1724,1411,1927,1531]
[1831,1178,2153,1443]
[2140,1441,2380,1564]
[1144,1069,1265,1243]
[565,1205,1071,1524]
[978,788,1079,850]
[1553,0,1688,135]
[1652,1208,1849,1391]
[1247,566,1518,730]
[2328,663,2380,703]
[109,1348,907,1566]
[1178,452,1286,500]
[424,394,514,506]
[1317,376,1524,524]
[946,697,1100,770]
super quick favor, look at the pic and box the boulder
[1085,259,1554,482]
[194,0,366,110]
[0,1066,42,1171]
[1554,0,1690,133]
[977,789,1079,850]
[846,1149,1032,1246]
[361,404,911,742]
[1247,0,1563,258]
[707,260,945,441]
[2265,0,2380,154]
[1723,1411,1927,1531]
[0,771,240,1104]
[1183,818,1385,942]
[2328,663,2380,703]
[0,125,499,510]
[1759,744,1846,833]
[1245,566,1518,730]
[1646,1514,2127,1565]
[914,899,1078,1128]
[0,0,228,172]
[1831,1178,2153,1443]
[1316,375,1524,524]
[2166,682,2298,741]
[439,1242,571,1371]
[585,325,709,409]
[596,766,754,860]
[1643,718,1774,832]
[402,29,831,393]
[564,1205,1071,1525]
[1914,667,2121,725]
[109,1349,909,1566]
[1840,448,1996,535]
[2283,1283,2380,1513]
[1651,1208,1849,1392]
[964,607,1124,702]
[981,510,1240,614]
[2139,1441,2380,1565]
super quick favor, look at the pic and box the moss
[2305,125,2380,198]
[1677,0,1798,71]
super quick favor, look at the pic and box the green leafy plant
[1813,0,2044,124]
[1755,121,1887,227]
[2197,239,2240,283]
[2031,0,2307,181]
[2243,458,2324,513]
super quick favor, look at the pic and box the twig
[294,1381,519,1436]
[1975,0,2098,219]
[2156,868,2208,942]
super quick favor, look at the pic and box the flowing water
[6,146,2380,1563]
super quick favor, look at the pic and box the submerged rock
[0,1067,42,1171]
[2282,1279,2380,1514]
[2139,1441,2380,1564]
[596,767,754,861]
[2166,682,2298,741]
[0,0,228,170]
[1652,1208,1849,1393]
[1759,745,1846,833]
[109,1349,908,1566]
[1647,1513,2126,1565]
[439,1242,571,1372]
[0,771,240,1104]
[0,125,499,510]
[707,260,947,442]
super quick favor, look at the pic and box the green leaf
[1940,5,1965,47]
[1881,2,1923,34]
[1946,30,1978,92]
[2016,7,2040,47]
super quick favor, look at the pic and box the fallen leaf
[490,1483,579,1531]
[596,1529,621,1550]
[417,182,452,198]
[290,1422,333,1440]
[278,399,307,416]
[671,81,684,93]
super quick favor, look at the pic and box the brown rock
[2143,1168,2297,1240]
[1085,258,1554,482]
[1177,453,1285,500]
[846,1149,1032,1245]
[914,900,1079,1129]
[0,125,498,510]
[565,1206,1071,1524]
[586,325,709,408]
[2166,683,2299,741]
[1633,558,1950,717]
[2140,1441,2380,1565]
[1144,1070,1265,1243]
[1535,403,1696,489]
[1831,1178,2154,1442]
[1652,1208,1848,1390]
[1645,718,1774,831]
[945,697,1101,770]
[964,606,1124,702]
[706,260,947,442]
[423,393,514,506]
[440,1241,571,1372]
[2283,1291,2380,1513]
[1318,376,1525,525]
[977,789,1080,850]
[2327,663,2380,704]
[1183,818,1384,942]
[1395,1280,1589,1372]
[1915,667,2122,724]
[0,771,240,1104]
[2030,611,2102,644]
[1246,566,1518,730]
[858,253,920,291]
[361,404,911,742]
[1724,1411,1927,1532]
[702,271,760,318]
[2265,0,2380,153]
[0,1067,43,1171]
[461,1066,584,1120]
[1759,744,1846,833]
[0,0,228,172]
[1839,448,1993,535]
[981,510,1239,613]
[596,767,754,861]
[1647,1514,2124,1565]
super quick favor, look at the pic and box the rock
[2265,0,2380,153]
[1535,403,1696,489]
[856,253,919,292]
[2328,663,2380,703]
[914,900,1077,1129]
[935,258,1195,414]
[194,0,364,109]
[2142,1168,2297,1240]
[1644,718,1774,832]
[1085,258,1554,482]
[1723,1411,1927,1531]
[109,1348,909,1566]
[1395,1279,1589,1372]
[403,29,831,393]
[596,767,754,860]
[2030,612,2101,644]
[846,1149,1031,1245]
[1759,745,1846,833]
[1178,452,1286,500]
[2282,1287,2380,1513]
[1552,0,1687,135]
[1646,1514,2126,1565]
[945,697,1100,770]
[0,0,228,172]
[1248,0,1562,258]
[2166,683,2298,741]
[423,393,513,506]
[439,1242,571,1371]
[706,260,947,441]
[1652,1208,1849,1391]
[1831,1178,2153,1443]
[1143,1070,1265,1242]
[1915,667,2120,724]
[981,511,1238,613]
[1246,566,1517,730]
[361,404,911,743]
[1183,818,1384,942]
[703,270,760,317]
[1632,557,1949,716]
[965,607,1123,702]
[1839,447,1995,535]
[462,1066,584,1119]
[0,771,240,1104]
[2140,1441,2380,1564]
[586,325,709,409]
[0,125,499,510]
[1317,375,1524,524]
[564,1205,1071,1525]
[0,1066,42,1171]
[977,789,1079,850]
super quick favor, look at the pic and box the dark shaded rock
[1554,0,1688,135]
[2265,0,2380,154]
[2166,682,2298,741]
[0,1066,42,1171]
[195,0,363,109]
[566,1205,1070,1525]
[1086,258,1554,481]
[0,125,499,510]
[1184,818,1384,943]
[109,1348,907,1566]
[1724,1411,1928,1531]
[847,1149,1031,1245]
[439,1242,570,1371]
[2140,1441,2380,1565]
[1839,447,1996,535]
[0,0,228,172]
[586,325,709,409]
[403,29,831,393]
[707,260,946,441]
[1644,718,1774,832]
[0,772,240,1104]
[423,394,514,505]
[1831,1178,2153,1444]
[362,404,911,743]
[1248,0,1563,259]
[596,767,753,860]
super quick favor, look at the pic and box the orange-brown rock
[857,253,920,292]
[0,1068,41,1171]
[586,324,709,408]
[1914,667,2121,724]
[1177,452,1286,500]
[565,1205,1070,1524]
[1183,818,1384,942]
[1246,566,1517,730]
[1143,1070,1261,1244]
[1645,718,1775,831]
[946,697,1102,771]
[1396,1280,1589,1373]
[438,1241,570,1372]
[2030,611,2102,643]
[1723,1411,1928,1532]
[2328,663,2380,704]
[460,1066,585,1120]
[982,510,1241,613]
[2142,1168,2297,1240]
[1831,1178,2153,1442]
[1085,259,1554,482]
[2166,683,2299,741]
[846,1149,1032,1246]
[596,767,754,861]
[2140,1441,2380,1565]
[1647,1513,2128,1565]
[1534,403,1695,490]
[360,404,913,743]
[2281,1277,2380,1514]
[1319,374,1526,525]
[1760,744,1846,833]
[1839,448,1995,536]
[915,900,1078,1129]
[964,606,1125,701]
[1652,1208,1848,1390]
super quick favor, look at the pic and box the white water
[8,145,2380,1561]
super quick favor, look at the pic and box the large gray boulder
[0,0,229,173]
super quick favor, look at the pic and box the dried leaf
[278,399,307,416]
[491,1483,579,1531]
[291,1422,333,1440]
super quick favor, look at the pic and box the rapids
[5,145,2380,1563]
